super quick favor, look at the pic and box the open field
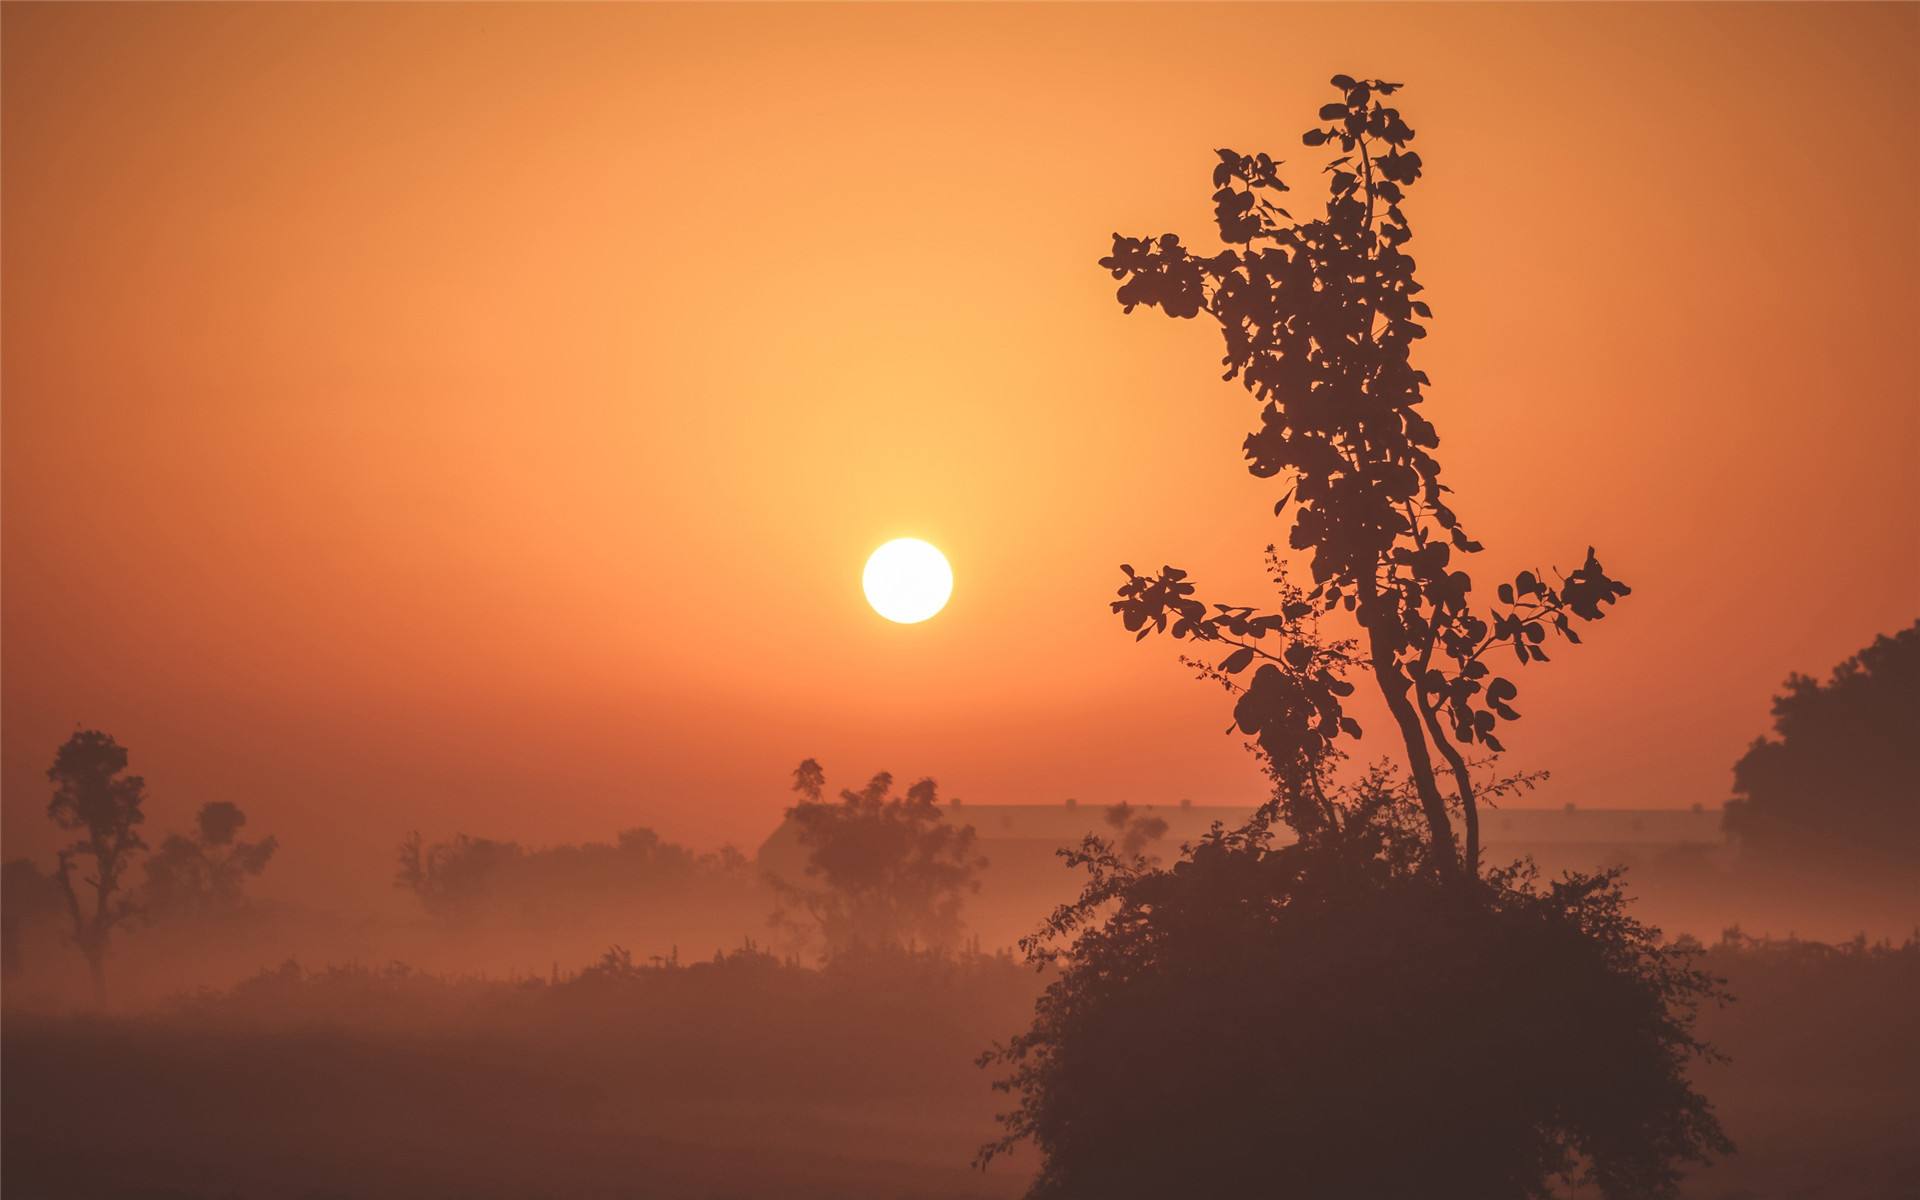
[7,936,1915,1200]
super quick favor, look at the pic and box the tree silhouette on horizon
[1724,619,1919,874]
[772,760,987,954]
[143,801,279,920]
[45,730,149,999]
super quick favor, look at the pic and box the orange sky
[5,3,1916,906]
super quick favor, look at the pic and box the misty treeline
[971,75,1915,1200]
[390,757,995,960]
[6,725,1013,1002]
[12,604,1908,1011]
[392,826,752,923]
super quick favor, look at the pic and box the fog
[5,787,1917,1198]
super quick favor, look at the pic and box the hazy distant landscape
[7,755,1918,1197]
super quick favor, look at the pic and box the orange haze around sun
[5,3,1917,906]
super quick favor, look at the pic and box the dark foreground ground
[5,938,1917,1200]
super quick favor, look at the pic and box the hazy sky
[5,3,1916,905]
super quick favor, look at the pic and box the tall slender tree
[1103,75,1630,878]
[46,730,149,998]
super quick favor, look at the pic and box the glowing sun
[863,538,953,624]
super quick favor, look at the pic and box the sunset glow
[2,5,1915,1196]
[2,1,1913,901]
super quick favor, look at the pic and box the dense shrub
[981,806,1732,1199]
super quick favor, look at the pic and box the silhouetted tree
[1723,620,1919,874]
[1101,76,1629,879]
[395,831,526,920]
[45,730,149,998]
[772,761,987,953]
[793,757,827,803]
[2,857,66,979]
[1102,802,1169,862]
[144,801,279,919]
[982,78,1727,1197]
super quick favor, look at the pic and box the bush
[981,816,1731,1199]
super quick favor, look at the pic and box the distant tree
[772,761,987,953]
[395,831,526,920]
[1723,620,1919,873]
[45,730,149,998]
[144,801,279,919]
[2,858,66,979]
[1102,802,1169,862]
[983,77,1726,1197]
[792,757,827,803]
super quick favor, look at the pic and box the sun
[862,538,953,624]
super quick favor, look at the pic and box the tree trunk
[1365,618,1460,879]
[84,940,107,1005]
[1417,692,1481,877]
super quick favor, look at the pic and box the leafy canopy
[1724,620,1920,871]
[1103,75,1629,875]
[144,802,279,920]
